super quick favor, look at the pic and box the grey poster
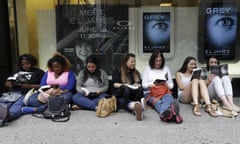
[198,1,239,62]
[56,5,129,75]
[143,12,171,53]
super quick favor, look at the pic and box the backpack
[33,96,71,122]
[160,100,183,124]
[96,95,117,118]
[146,84,172,105]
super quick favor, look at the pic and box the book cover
[200,67,208,80]
[127,85,139,90]
[81,87,90,96]
[191,68,202,81]
[210,64,228,77]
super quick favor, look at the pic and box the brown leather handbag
[96,95,117,118]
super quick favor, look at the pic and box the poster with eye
[198,0,240,62]
[56,5,129,75]
[143,12,171,53]
[138,7,175,59]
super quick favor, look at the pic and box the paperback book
[210,64,228,78]
[191,67,208,81]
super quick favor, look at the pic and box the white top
[178,72,191,95]
[142,65,174,89]
[179,73,191,87]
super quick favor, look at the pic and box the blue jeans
[148,94,174,115]
[72,93,107,110]
[7,96,24,121]
[27,93,47,112]
[27,91,73,112]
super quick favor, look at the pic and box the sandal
[192,104,201,116]
[205,104,218,117]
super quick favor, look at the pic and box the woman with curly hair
[22,53,76,113]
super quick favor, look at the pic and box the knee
[72,93,83,100]
[165,94,174,101]
[199,80,207,86]
[8,108,21,121]
[212,76,221,83]
[27,94,38,106]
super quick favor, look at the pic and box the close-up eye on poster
[198,0,240,62]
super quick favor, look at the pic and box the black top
[7,67,44,94]
[112,68,136,94]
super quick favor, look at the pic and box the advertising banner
[56,5,129,75]
[198,0,239,62]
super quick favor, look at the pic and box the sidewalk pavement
[1,98,240,144]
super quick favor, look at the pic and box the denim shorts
[177,92,184,103]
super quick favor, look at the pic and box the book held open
[210,64,228,78]
[191,67,208,81]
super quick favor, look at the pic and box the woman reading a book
[0,54,44,127]
[176,56,217,117]
[22,53,76,113]
[142,50,183,123]
[112,53,144,121]
[72,55,109,111]
[206,56,240,113]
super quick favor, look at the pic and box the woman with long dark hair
[176,56,217,117]
[206,56,240,112]
[72,55,109,111]
[112,53,144,121]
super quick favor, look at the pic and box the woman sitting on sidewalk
[22,53,76,113]
[206,56,240,113]
[72,55,109,111]
[176,56,217,117]
[112,53,144,121]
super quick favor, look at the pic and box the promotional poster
[56,5,129,75]
[143,12,171,53]
[198,1,239,62]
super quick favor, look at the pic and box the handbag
[146,84,172,105]
[33,96,71,122]
[96,95,117,118]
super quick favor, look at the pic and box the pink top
[46,71,69,86]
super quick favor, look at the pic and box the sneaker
[170,101,183,123]
[160,109,172,122]
[21,106,35,114]
[0,104,8,127]
[135,103,143,121]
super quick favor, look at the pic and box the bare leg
[181,84,192,104]
[191,79,201,116]
[225,96,240,112]
[199,79,217,117]
[199,79,211,104]
[191,79,200,104]
[220,96,234,110]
